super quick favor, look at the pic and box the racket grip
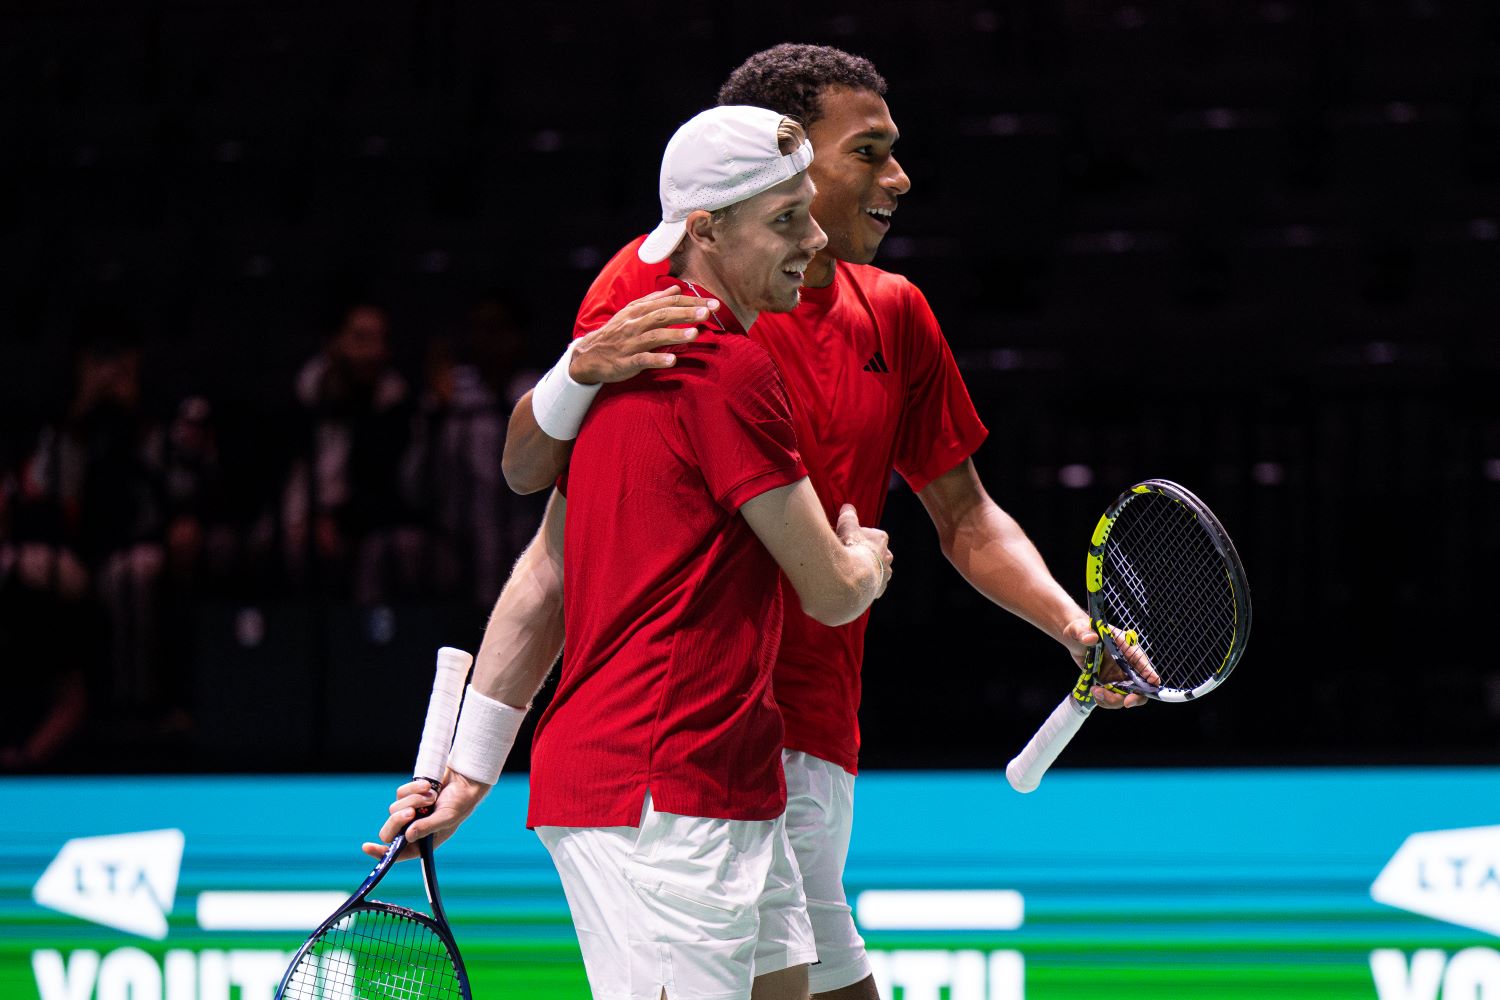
[413,647,473,784]
[1006,694,1094,793]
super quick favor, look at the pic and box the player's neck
[677,268,756,330]
[803,251,836,289]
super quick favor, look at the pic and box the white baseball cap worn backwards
[638,105,816,264]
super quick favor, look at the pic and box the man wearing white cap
[376,47,1154,1000]
[370,105,893,1000]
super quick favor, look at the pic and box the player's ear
[683,209,719,255]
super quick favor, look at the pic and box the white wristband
[447,685,528,785]
[531,342,602,441]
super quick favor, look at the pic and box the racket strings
[1099,494,1238,692]
[283,906,463,1000]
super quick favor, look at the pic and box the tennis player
[490,46,1159,1000]
[370,105,893,1000]
[374,45,1151,1000]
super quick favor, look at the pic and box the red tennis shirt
[527,277,808,827]
[570,238,989,773]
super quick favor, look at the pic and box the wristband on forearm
[446,685,528,785]
[531,342,602,440]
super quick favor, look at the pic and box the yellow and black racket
[1006,480,1251,792]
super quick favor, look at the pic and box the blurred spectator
[283,302,418,603]
[401,291,541,605]
[163,396,219,577]
[0,468,99,770]
[159,395,255,588]
[22,313,178,726]
[0,472,96,771]
[467,289,538,412]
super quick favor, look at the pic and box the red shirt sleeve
[680,341,807,512]
[573,236,667,340]
[892,280,990,493]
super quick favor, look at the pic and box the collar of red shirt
[655,274,746,335]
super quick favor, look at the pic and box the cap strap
[782,141,814,178]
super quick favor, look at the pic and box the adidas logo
[862,351,890,374]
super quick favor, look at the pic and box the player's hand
[568,286,717,385]
[361,771,491,862]
[835,503,893,598]
[1061,617,1160,709]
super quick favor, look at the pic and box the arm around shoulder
[503,389,578,495]
[502,281,710,494]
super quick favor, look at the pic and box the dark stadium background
[1,0,1496,774]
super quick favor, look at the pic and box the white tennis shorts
[782,749,871,994]
[537,793,816,1000]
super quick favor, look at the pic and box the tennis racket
[274,646,475,1000]
[1006,479,1251,793]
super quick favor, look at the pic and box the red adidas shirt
[528,277,808,827]
[573,238,989,773]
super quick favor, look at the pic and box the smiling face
[803,86,912,286]
[680,170,828,328]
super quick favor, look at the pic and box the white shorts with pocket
[537,793,816,1000]
[782,749,871,994]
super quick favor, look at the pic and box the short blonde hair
[775,117,807,156]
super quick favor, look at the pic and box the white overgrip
[1005,694,1094,793]
[413,647,473,783]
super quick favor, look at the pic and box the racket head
[275,898,470,1000]
[275,830,471,1000]
[1085,479,1251,702]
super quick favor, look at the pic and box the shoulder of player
[837,258,921,299]
[835,259,941,345]
[578,236,661,317]
[593,237,655,289]
[596,332,778,402]
[681,330,780,380]
[606,235,651,271]
[647,333,783,410]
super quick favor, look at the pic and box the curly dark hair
[717,44,887,130]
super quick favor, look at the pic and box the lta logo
[32,829,184,940]
[29,828,335,1000]
[1369,825,1500,999]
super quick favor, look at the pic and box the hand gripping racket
[1006,480,1251,792]
[275,646,475,1000]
